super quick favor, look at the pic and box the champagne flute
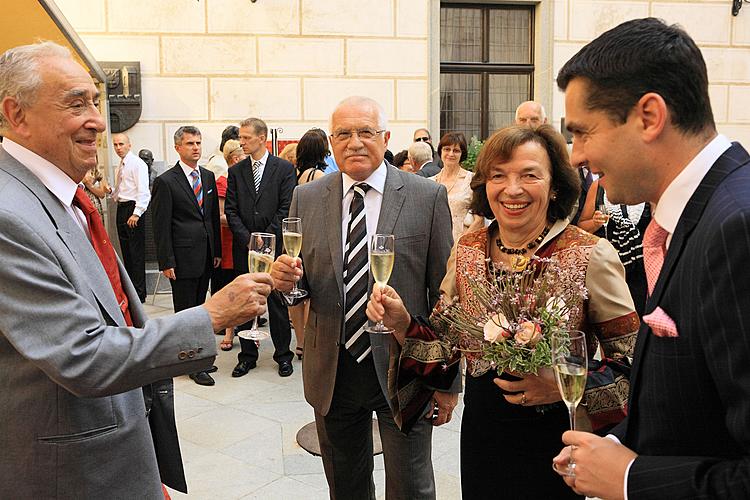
[282,217,308,300]
[551,330,588,477]
[598,203,610,239]
[237,232,275,341]
[366,234,395,334]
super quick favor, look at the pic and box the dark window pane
[441,7,482,63]
[489,9,532,64]
[440,73,481,139]
[488,74,531,132]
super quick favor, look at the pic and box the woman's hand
[493,367,562,406]
[366,284,411,345]
[592,209,610,226]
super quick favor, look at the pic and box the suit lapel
[0,149,125,325]
[324,173,345,298]
[256,156,276,202]
[627,142,750,438]
[238,158,257,202]
[376,165,406,235]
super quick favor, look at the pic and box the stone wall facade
[54,0,750,167]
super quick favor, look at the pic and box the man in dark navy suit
[553,18,750,499]
[152,126,222,386]
[225,117,296,378]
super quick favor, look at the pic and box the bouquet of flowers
[433,257,588,374]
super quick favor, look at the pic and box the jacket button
[188,350,195,358]
[197,347,203,353]
[178,351,188,360]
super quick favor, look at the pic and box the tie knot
[643,219,669,249]
[190,169,199,179]
[352,183,370,198]
[72,186,96,215]
[252,160,262,169]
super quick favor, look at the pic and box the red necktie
[73,187,133,326]
[642,219,669,296]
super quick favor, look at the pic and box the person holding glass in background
[367,125,639,499]
[82,158,110,218]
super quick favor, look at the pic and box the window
[440,3,534,140]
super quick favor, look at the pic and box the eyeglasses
[331,128,385,143]
[414,136,430,142]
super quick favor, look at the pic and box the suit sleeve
[207,172,221,260]
[225,167,249,250]
[627,210,750,499]
[150,175,175,270]
[425,183,461,393]
[0,210,217,398]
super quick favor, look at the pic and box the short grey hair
[0,41,72,130]
[408,141,433,166]
[239,117,268,137]
[514,101,547,122]
[330,96,388,132]
[174,125,201,144]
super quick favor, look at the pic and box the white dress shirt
[113,150,150,217]
[340,161,387,252]
[2,138,88,236]
[250,150,269,185]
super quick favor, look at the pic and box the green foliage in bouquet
[461,136,484,172]
[433,257,587,374]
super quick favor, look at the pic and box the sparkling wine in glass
[551,330,588,477]
[366,234,395,334]
[598,203,610,239]
[237,232,275,341]
[282,217,308,300]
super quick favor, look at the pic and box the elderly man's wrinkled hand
[204,273,273,331]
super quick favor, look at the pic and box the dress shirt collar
[2,138,78,208]
[251,150,269,167]
[178,160,199,180]
[341,161,387,197]
[653,134,731,237]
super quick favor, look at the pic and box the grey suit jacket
[0,146,217,499]
[291,164,456,416]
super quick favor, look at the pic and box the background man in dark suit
[225,117,296,378]
[272,96,458,499]
[0,41,272,498]
[152,125,222,386]
[410,141,440,178]
[553,18,750,499]
[413,127,442,170]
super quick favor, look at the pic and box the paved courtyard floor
[146,293,463,499]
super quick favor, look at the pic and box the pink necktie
[642,219,669,296]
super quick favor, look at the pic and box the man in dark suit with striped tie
[152,125,222,386]
[553,18,750,499]
[272,96,458,499]
[225,117,296,378]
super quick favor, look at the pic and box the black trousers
[116,201,146,302]
[237,291,293,365]
[315,349,435,499]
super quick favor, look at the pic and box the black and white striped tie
[252,160,262,193]
[343,183,371,362]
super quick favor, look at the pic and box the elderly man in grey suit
[272,96,459,499]
[0,42,273,498]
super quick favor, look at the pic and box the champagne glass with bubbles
[237,232,275,341]
[282,217,308,300]
[551,330,588,476]
[366,234,395,334]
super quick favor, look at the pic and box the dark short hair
[557,17,714,135]
[174,125,201,144]
[392,150,409,168]
[308,128,331,156]
[470,125,579,223]
[296,129,328,173]
[437,132,468,163]
[219,125,239,152]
